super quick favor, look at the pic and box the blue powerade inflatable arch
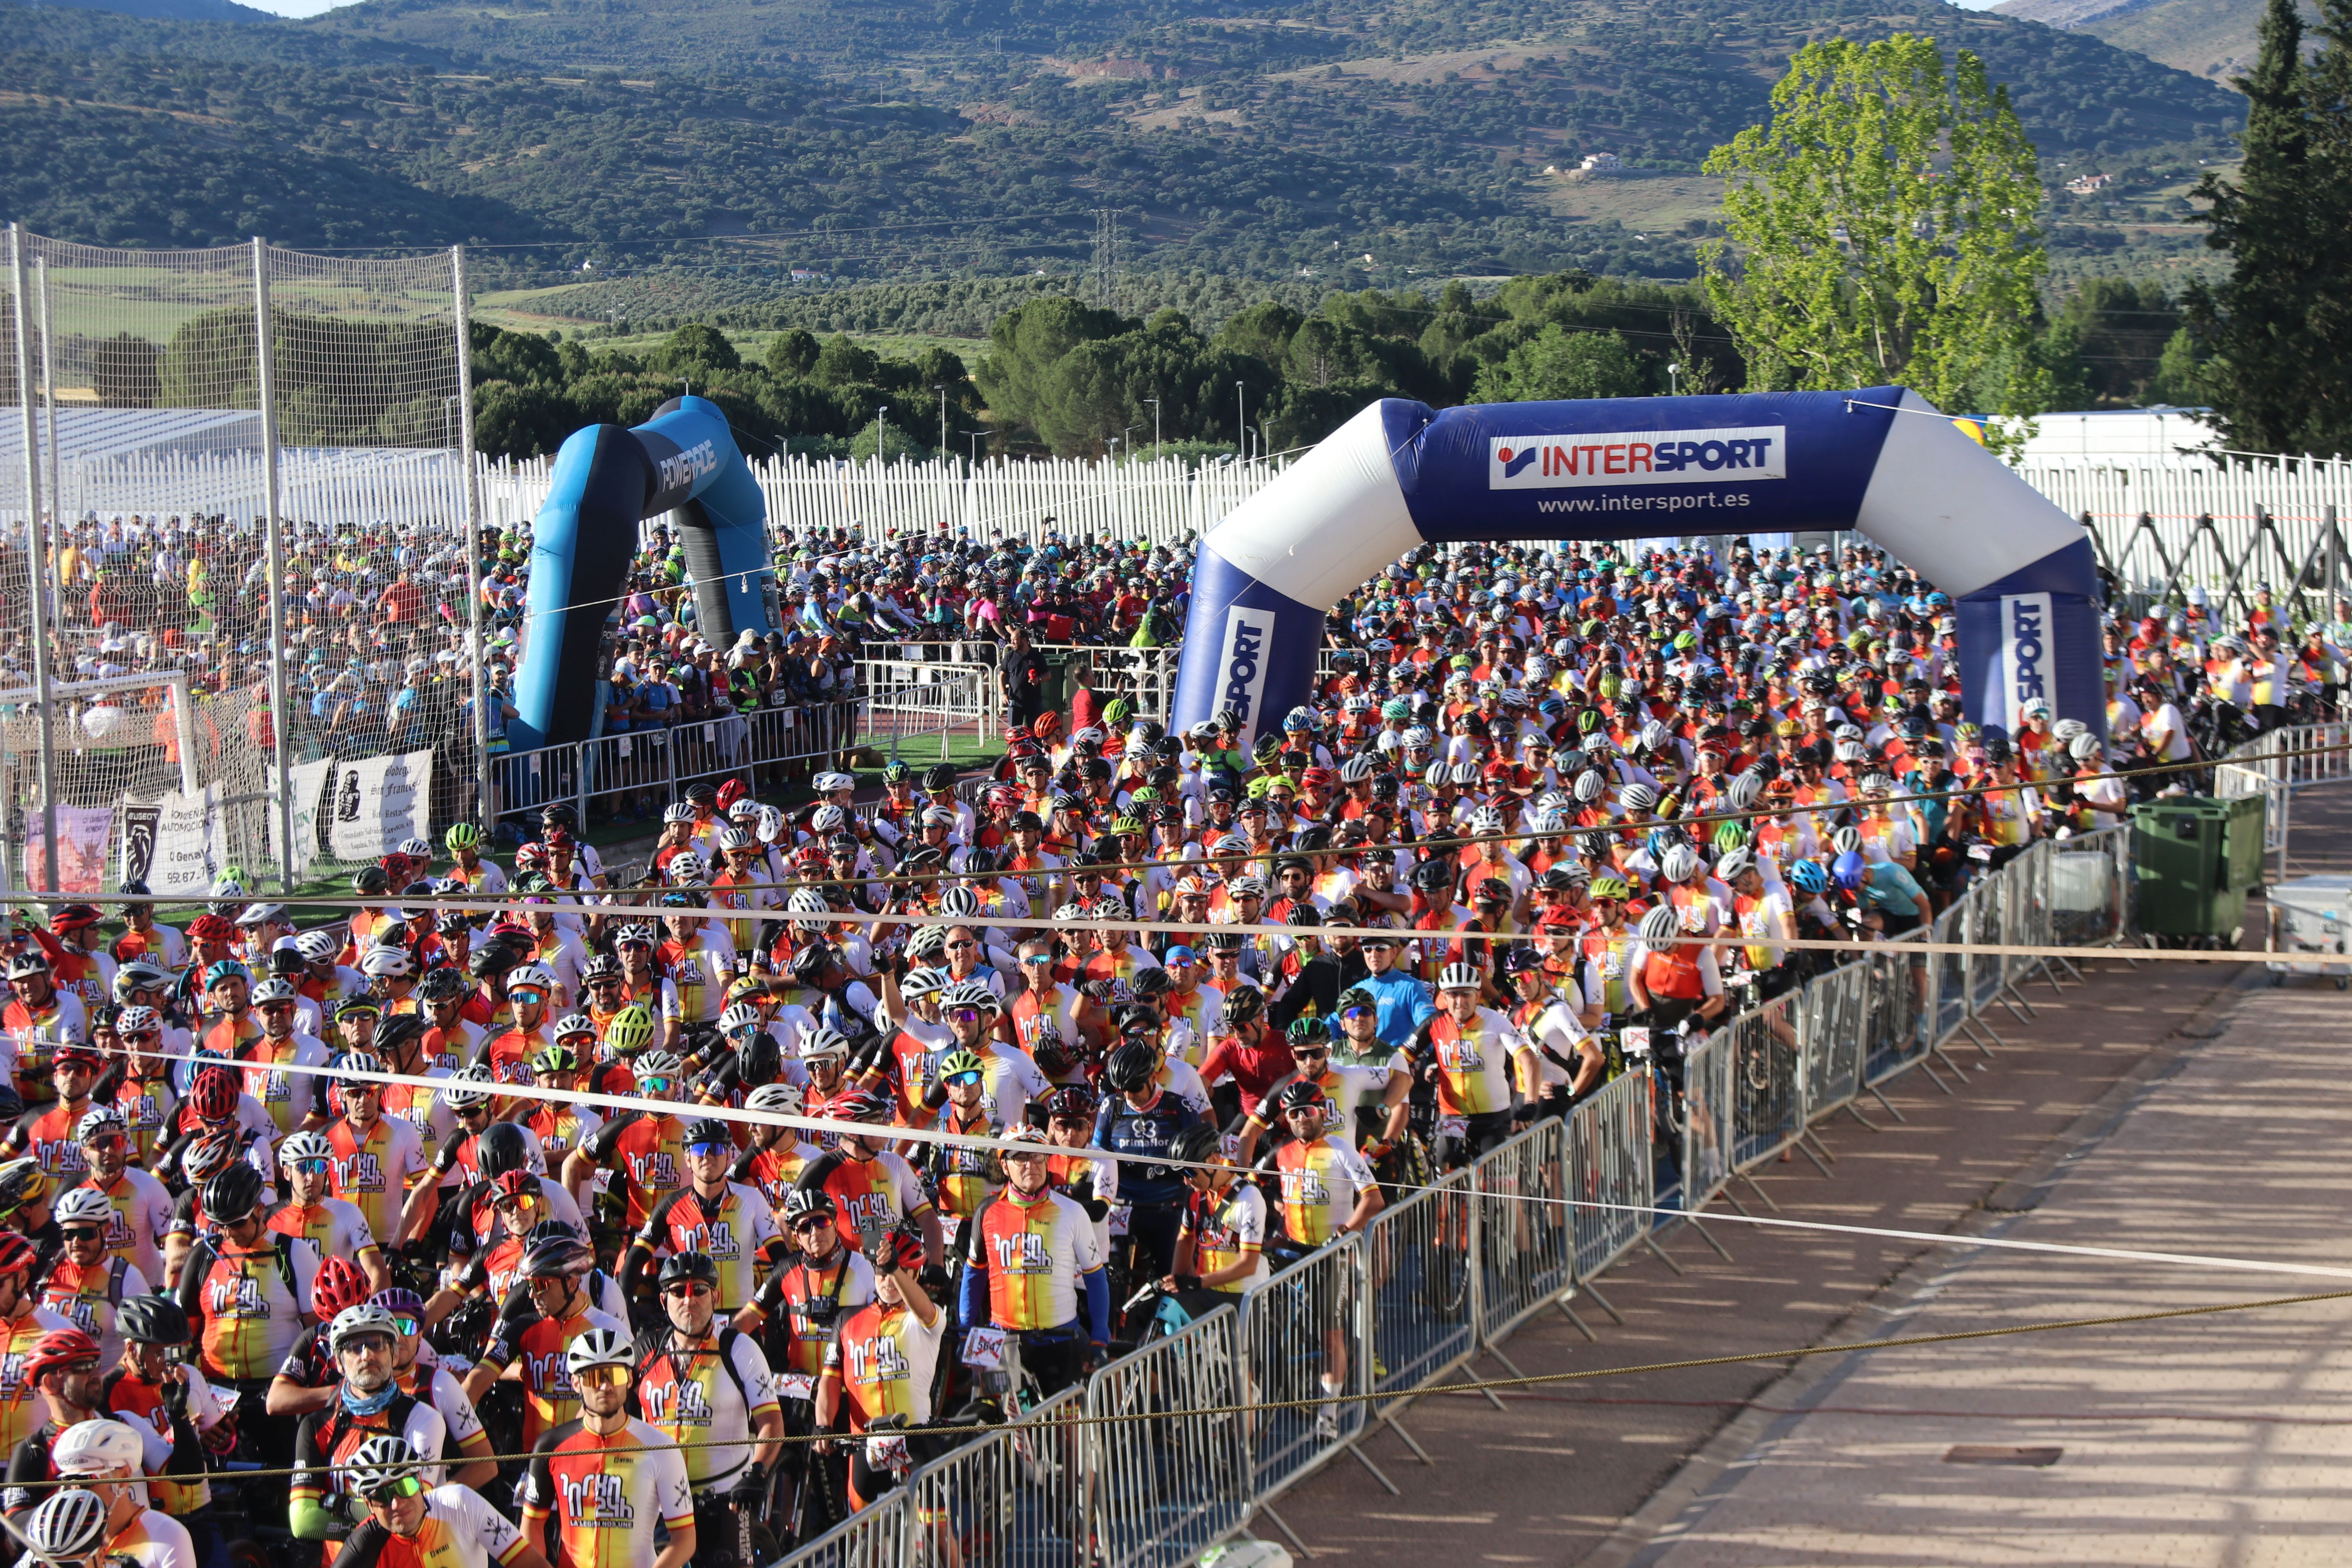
[1170,388,2104,748]
[510,395,773,752]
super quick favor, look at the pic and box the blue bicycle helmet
[1787,859,1829,895]
[1831,851,1868,892]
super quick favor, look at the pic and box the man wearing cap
[1343,931,1434,1050]
[2,956,85,1096]
[238,980,330,1139]
[7,1046,104,1184]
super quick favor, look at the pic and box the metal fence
[2215,720,2352,880]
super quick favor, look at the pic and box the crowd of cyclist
[0,533,2328,1568]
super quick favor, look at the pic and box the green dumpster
[2131,794,2267,943]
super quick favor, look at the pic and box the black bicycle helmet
[1168,1124,1225,1166]
[203,1163,267,1226]
[115,1293,191,1347]
[352,866,391,897]
[1041,1084,1099,1123]
[1274,1078,1328,1116]
[1222,985,1267,1028]
[475,1122,531,1181]
[1103,1042,1160,1095]
[657,1250,720,1290]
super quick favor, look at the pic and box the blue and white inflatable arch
[1171,388,2103,748]
[510,394,773,751]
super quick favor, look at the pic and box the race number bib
[961,1325,1009,1370]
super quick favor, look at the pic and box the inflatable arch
[510,395,774,751]
[1170,388,2103,748]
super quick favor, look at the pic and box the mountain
[12,0,274,23]
[1993,0,2270,84]
[0,0,2247,277]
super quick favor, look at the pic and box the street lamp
[877,404,889,464]
[933,385,948,455]
[1667,361,1681,396]
[1236,382,1247,461]
[1144,397,1162,454]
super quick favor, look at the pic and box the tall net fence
[2,228,481,902]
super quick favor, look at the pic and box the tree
[1700,34,2049,446]
[1471,326,1650,402]
[973,297,1131,445]
[2181,0,2352,454]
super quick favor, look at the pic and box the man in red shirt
[1194,986,1296,1123]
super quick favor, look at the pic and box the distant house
[789,268,824,283]
[2067,172,2112,196]
[1580,152,1621,172]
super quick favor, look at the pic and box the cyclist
[332,1434,549,1568]
[269,1131,387,1297]
[1497,948,1602,1115]
[1626,904,1727,1038]
[813,1231,944,1510]
[519,1327,696,1568]
[265,1256,370,1418]
[37,1192,148,1364]
[461,1227,627,1453]
[70,1109,174,1289]
[1412,963,1540,1169]
[42,1423,198,1568]
[103,1007,178,1172]
[910,1048,1002,1265]
[1235,1018,1406,1165]
[519,1038,600,1167]
[2,1327,111,1515]
[1089,1041,1202,1296]
[564,1047,693,1243]
[237,979,329,1138]
[8,1044,106,1181]
[374,1287,499,1492]
[102,1294,227,1560]
[729,1189,869,1548]
[728,1084,822,1213]
[622,1121,779,1317]
[290,1305,450,1559]
[321,1053,431,1257]
[632,1251,782,1568]
[1263,1080,1382,1436]
[1161,1124,1266,1312]
[954,1124,1109,1399]
[172,1164,320,1465]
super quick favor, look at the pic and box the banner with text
[272,759,336,881]
[328,750,433,864]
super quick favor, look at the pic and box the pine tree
[2183,0,2352,454]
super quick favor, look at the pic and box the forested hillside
[0,0,2243,274]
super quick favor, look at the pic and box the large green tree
[2182,0,2352,454]
[1700,34,2049,442]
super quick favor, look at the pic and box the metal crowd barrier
[1566,1069,1652,1283]
[1362,1168,1480,1423]
[766,829,2141,1568]
[773,1488,907,1568]
[904,1382,1090,1568]
[1235,1234,1369,1507]
[1473,1120,1575,1350]
[1087,1305,1251,1568]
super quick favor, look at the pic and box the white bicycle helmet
[1437,962,1484,993]
[746,1082,804,1115]
[52,1187,115,1228]
[359,945,412,979]
[1660,844,1700,885]
[24,1490,107,1561]
[1639,905,1683,944]
[276,1130,334,1167]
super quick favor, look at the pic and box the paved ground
[1628,967,2352,1568]
[1264,785,2352,1567]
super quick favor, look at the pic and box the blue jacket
[1355,967,1435,1049]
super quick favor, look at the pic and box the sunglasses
[290,1158,330,1176]
[663,1281,713,1298]
[941,1070,983,1087]
[366,1475,426,1505]
[508,988,547,1004]
[789,1217,831,1233]
[391,1315,420,1336]
[637,1076,674,1095]
[1020,955,1053,967]
[259,1002,296,1013]
[685,1142,732,1157]
[574,1363,630,1390]
[59,1227,103,1242]
[945,939,978,950]
[944,1007,984,1024]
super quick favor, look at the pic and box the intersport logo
[1219,606,1276,731]
[1488,427,1787,489]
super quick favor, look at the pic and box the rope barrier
[15,1284,2348,1489]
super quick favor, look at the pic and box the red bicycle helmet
[189,1066,240,1123]
[22,1328,100,1384]
[312,1256,368,1319]
[0,1234,41,1278]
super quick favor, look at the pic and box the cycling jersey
[633,1183,778,1313]
[959,1187,1103,1331]
[38,1252,144,1354]
[579,1110,691,1231]
[336,1484,530,1568]
[292,1394,449,1521]
[1089,1090,1201,1208]
[77,1169,176,1285]
[521,1416,696,1568]
[749,1252,876,1381]
[823,1298,944,1431]
[268,1197,380,1267]
[730,1139,820,1213]
[238,1035,329,1135]
[327,1114,429,1246]
[1178,1183,1267,1293]
[791,1149,932,1252]
[110,1076,178,1170]
[1424,1009,1523,1117]
[475,1300,629,1446]
[1272,1136,1377,1246]
[91,1509,197,1568]
[175,1233,319,1383]
[920,1107,1002,1230]
[632,1326,779,1488]
[104,1366,218,1515]
[8,1099,91,1180]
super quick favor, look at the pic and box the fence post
[34,261,59,581]
[250,237,298,896]
[453,245,493,831]
[7,225,57,892]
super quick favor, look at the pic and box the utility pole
[1145,397,1161,455]
[10,225,56,892]
[1236,382,1246,461]
[934,385,947,456]
[877,405,889,464]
